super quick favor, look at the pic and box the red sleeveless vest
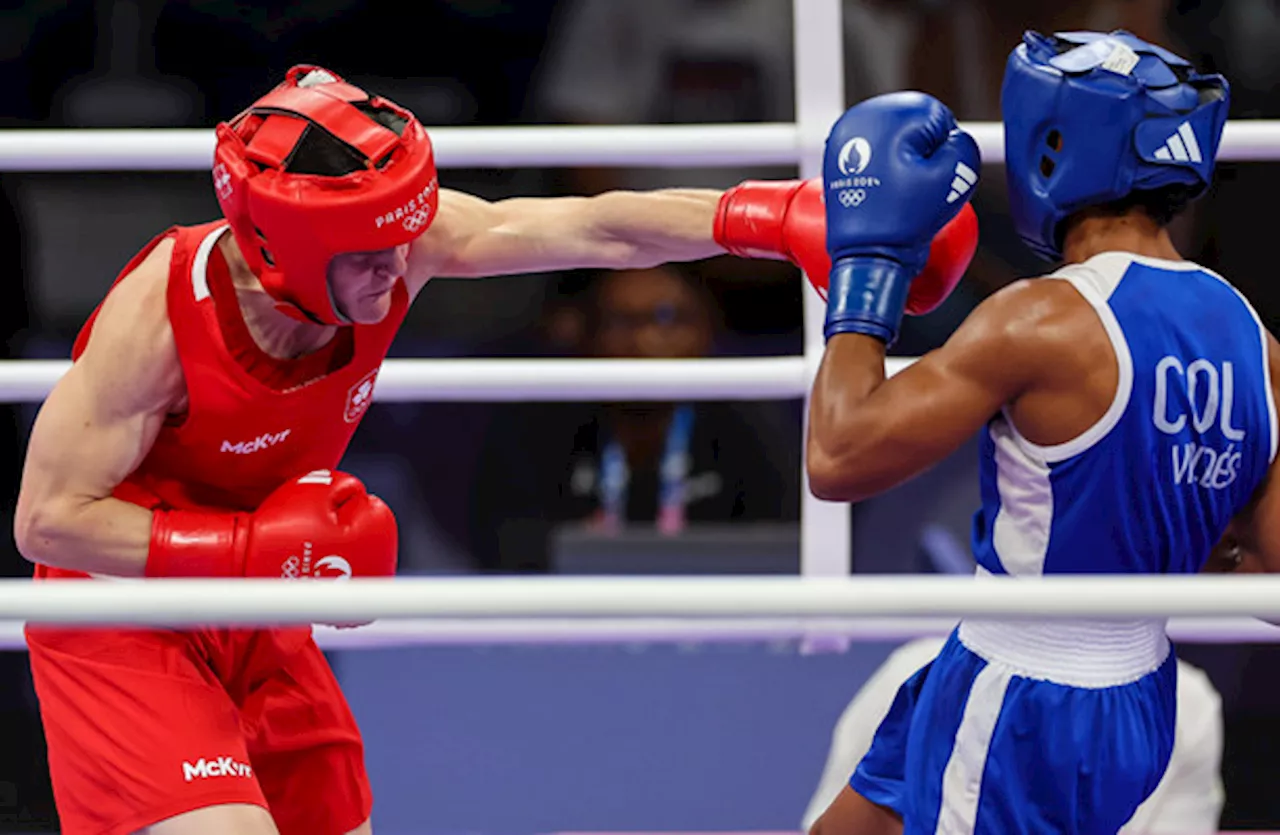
[38,221,410,580]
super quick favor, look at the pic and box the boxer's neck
[218,233,338,360]
[1060,209,1183,266]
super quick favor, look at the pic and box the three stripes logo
[1152,122,1203,164]
[946,161,978,204]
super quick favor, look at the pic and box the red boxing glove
[715,179,823,265]
[714,178,979,316]
[146,469,398,582]
[904,201,979,316]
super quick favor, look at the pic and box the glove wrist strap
[824,257,912,345]
[146,509,249,578]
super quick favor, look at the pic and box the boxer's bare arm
[1215,333,1280,574]
[14,239,184,576]
[405,187,724,288]
[1201,525,1262,573]
[809,786,902,835]
[807,279,1097,502]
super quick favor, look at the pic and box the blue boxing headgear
[1002,30,1229,261]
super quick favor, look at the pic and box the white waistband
[958,617,1170,687]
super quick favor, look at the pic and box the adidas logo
[1153,122,1203,164]
[946,161,978,204]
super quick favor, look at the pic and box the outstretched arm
[408,187,724,283]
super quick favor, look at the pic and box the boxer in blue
[804,31,1279,834]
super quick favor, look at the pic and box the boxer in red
[14,65,976,834]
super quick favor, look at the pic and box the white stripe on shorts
[934,664,1013,834]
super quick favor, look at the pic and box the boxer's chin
[336,291,393,325]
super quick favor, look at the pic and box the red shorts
[25,624,372,835]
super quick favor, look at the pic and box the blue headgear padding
[1002,30,1229,261]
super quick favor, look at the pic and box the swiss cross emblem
[344,369,378,423]
[212,163,233,200]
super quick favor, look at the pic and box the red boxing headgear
[212,65,439,325]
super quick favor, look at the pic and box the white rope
[3,121,1280,171]
[0,124,797,172]
[306,615,1280,646]
[8,575,1280,626]
[0,357,917,402]
[0,615,1276,649]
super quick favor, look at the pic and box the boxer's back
[972,252,1276,577]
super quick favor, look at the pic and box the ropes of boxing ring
[2,120,1280,170]
[2,616,1279,650]
[0,115,1275,410]
[0,575,1278,648]
[1,618,1278,649]
[0,356,913,402]
[4,114,1280,648]
[4,356,1275,647]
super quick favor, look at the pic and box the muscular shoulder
[406,188,493,286]
[971,276,1097,338]
[75,236,185,416]
[406,187,598,286]
[944,277,1105,385]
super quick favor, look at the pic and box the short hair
[1080,182,1201,228]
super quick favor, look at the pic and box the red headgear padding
[212,65,438,325]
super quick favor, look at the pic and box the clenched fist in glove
[146,469,397,581]
[715,178,978,321]
[821,92,981,345]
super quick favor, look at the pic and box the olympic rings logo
[837,189,867,208]
[402,209,431,233]
[281,556,301,579]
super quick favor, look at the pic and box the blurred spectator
[469,264,799,572]
[802,637,1226,834]
[531,0,1185,351]
[532,0,1177,191]
[532,0,833,345]
[53,0,205,128]
[532,0,936,193]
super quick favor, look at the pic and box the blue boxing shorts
[850,620,1177,834]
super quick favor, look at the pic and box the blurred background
[2,0,1280,831]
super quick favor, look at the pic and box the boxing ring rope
[3,120,1280,171]
[0,615,1277,650]
[0,357,924,402]
[0,575,1278,633]
[0,576,1276,651]
[0,0,1278,648]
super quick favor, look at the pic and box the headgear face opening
[1001,30,1229,261]
[212,65,439,325]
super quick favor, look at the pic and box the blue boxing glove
[823,92,981,344]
